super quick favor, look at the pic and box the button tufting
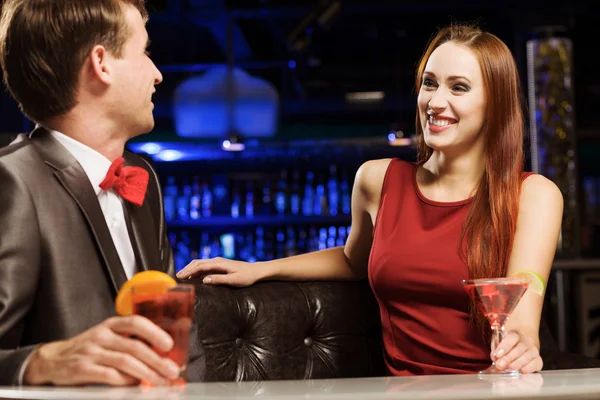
[235,338,243,348]
[304,337,313,347]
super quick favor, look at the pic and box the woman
[177,24,563,376]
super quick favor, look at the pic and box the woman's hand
[176,258,262,287]
[492,330,543,374]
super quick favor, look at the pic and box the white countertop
[1,368,600,400]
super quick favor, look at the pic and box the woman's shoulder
[355,158,415,201]
[354,158,395,202]
[520,173,563,210]
[357,158,395,175]
[356,158,415,178]
[521,173,559,192]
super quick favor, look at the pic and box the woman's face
[417,41,487,153]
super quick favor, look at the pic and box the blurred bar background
[2,0,600,362]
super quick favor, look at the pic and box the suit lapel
[30,128,127,294]
[121,197,161,272]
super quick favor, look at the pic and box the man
[0,0,204,386]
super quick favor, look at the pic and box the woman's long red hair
[414,25,524,287]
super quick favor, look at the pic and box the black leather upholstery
[193,280,384,381]
[190,279,600,382]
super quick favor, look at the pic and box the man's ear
[88,45,112,85]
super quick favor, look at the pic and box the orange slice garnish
[115,270,177,316]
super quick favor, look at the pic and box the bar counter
[1,368,600,400]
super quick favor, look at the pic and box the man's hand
[24,315,181,386]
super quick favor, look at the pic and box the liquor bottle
[245,232,257,263]
[297,227,308,254]
[175,232,191,272]
[163,176,177,221]
[211,174,229,216]
[327,226,337,248]
[302,171,315,216]
[176,179,191,221]
[245,180,255,218]
[275,169,288,216]
[260,178,274,216]
[290,170,301,216]
[230,180,241,219]
[314,174,327,216]
[327,165,339,216]
[201,180,213,217]
[189,176,201,220]
[200,232,211,259]
[285,226,297,257]
[275,229,285,259]
[255,226,266,261]
[340,170,352,215]
[336,226,347,247]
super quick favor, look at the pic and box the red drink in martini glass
[462,277,529,377]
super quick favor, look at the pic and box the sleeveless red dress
[368,159,534,375]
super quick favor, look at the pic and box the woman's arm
[497,174,564,372]
[176,159,392,286]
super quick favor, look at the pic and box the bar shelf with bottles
[169,224,351,271]
[143,134,418,270]
[163,164,352,224]
[160,163,353,270]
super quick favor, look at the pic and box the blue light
[157,150,183,162]
[140,142,161,155]
[222,140,231,149]
[173,66,279,138]
[388,132,397,142]
[288,60,296,69]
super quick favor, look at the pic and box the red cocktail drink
[462,277,529,376]
[131,283,195,386]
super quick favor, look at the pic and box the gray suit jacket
[0,128,205,385]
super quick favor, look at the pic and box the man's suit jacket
[0,128,205,385]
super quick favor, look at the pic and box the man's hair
[0,0,147,123]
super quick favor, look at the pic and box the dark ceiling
[5,0,599,138]
[142,0,600,138]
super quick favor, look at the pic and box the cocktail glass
[131,282,195,386]
[462,277,529,377]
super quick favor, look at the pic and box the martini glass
[462,277,529,377]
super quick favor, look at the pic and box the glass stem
[491,321,504,365]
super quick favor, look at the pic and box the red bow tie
[99,157,149,207]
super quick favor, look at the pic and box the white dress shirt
[48,130,138,279]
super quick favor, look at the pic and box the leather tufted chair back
[190,278,600,382]
[193,280,384,382]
